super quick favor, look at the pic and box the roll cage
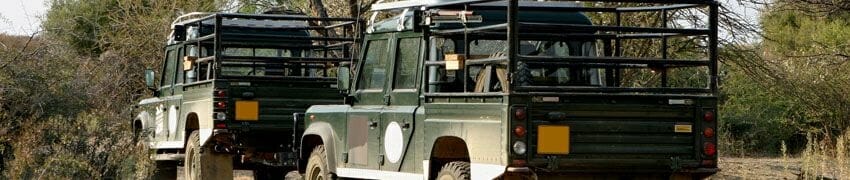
[167,13,361,85]
[369,0,719,96]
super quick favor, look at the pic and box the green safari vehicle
[133,11,358,179]
[299,0,720,179]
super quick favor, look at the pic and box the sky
[0,0,48,35]
[0,0,761,36]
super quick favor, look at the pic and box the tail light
[703,127,715,138]
[214,122,227,129]
[514,125,527,138]
[512,141,527,155]
[215,89,227,97]
[703,142,717,156]
[213,112,226,121]
[704,111,715,122]
[215,101,227,109]
[513,107,527,121]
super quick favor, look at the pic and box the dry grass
[711,130,850,180]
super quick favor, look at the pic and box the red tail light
[703,142,717,156]
[215,101,226,109]
[704,111,715,122]
[215,90,226,97]
[214,122,227,129]
[514,107,526,121]
[703,127,715,138]
[514,125,527,138]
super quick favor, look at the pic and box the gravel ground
[176,157,815,180]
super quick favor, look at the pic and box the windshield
[428,38,602,93]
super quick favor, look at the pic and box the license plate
[235,101,259,121]
[537,125,570,155]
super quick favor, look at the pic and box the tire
[305,145,331,180]
[436,161,470,180]
[152,161,177,180]
[184,130,233,180]
[253,167,285,180]
[515,62,532,86]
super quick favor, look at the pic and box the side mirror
[145,69,156,89]
[173,25,186,41]
[337,62,351,95]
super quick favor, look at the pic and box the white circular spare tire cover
[384,121,404,163]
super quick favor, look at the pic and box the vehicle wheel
[436,161,470,180]
[253,167,285,180]
[184,130,233,180]
[305,145,331,180]
[152,161,177,180]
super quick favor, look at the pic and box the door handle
[369,121,378,129]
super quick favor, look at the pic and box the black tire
[305,145,331,180]
[184,130,233,180]
[515,62,532,86]
[152,161,177,180]
[436,161,470,180]
[253,167,285,180]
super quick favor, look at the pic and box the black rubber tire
[305,145,332,180]
[184,130,233,180]
[436,161,471,180]
[253,167,285,180]
[152,161,177,180]
[515,62,533,86]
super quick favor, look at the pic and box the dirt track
[177,157,809,180]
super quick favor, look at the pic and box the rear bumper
[225,121,295,132]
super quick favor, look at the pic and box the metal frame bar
[377,0,718,95]
[169,12,360,82]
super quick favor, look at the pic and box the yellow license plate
[235,101,259,121]
[537,125,570,155]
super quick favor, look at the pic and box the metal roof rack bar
[220,56,353,63]
[518,55,710,66]
[217,13,357,21]
[519,23,710,35]
[515,86,712,93]
[434,32,697,40]
[221,33,358,42]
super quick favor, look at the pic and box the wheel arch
[428,136,471,179]
[183,112,200,147]
[299,121,337,174]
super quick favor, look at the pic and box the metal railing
[367,0,718,95]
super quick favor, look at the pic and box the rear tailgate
[523,94,716,172]
[225,82,341,131]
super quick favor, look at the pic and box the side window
[162,50,177,87]
[394,38,420,89]
[357,40,389,90]
[176,48,184,84]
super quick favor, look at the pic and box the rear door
[381,35,422,172]
[346,35,392,170]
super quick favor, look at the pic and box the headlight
[513,141,527,155]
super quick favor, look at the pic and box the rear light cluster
[213,89,228,129]
[512,106,527,156]
[702,109,718,163]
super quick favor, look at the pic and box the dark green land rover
[132,11,357,179]
[300,0,719,179]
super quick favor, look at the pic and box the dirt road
[177,157,809,179]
